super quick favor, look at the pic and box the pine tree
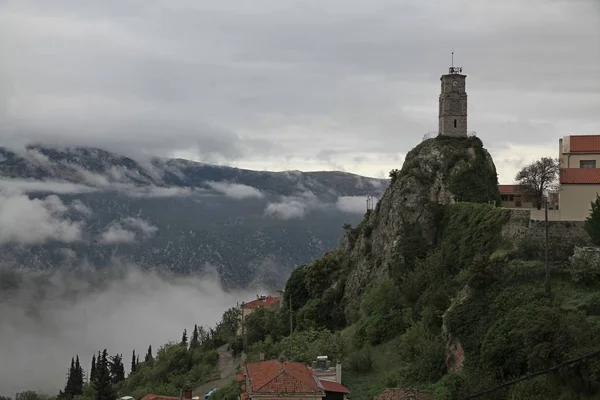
[144,345,153,364]
[181,329,188,348]
[93,350,115,400]
[109,354,125,384]
[131,350,137,374]
[189,324,200,349]
[90,354,97,383]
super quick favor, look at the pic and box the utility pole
[544,197,551,295]
[289,292,293,360]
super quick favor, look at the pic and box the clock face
[452,80,458,87]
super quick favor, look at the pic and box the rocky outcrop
[338,135,500,306]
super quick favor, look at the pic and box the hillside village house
[237,295,281,336]
[238,359,350,400]
[498,185,535,209]
[498,134,600,220]
[558,134,600,220]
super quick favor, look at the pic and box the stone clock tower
[438,65,467,137]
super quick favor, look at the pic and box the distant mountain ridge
[0,145,388,289]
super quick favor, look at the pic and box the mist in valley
[0,264,264,397]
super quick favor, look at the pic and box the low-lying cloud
[98,217,158,244]
[206,181,264,200]
[0,189,86,245]
[0,264,265,396]
[336,196,371,214]
[264,200,308,220]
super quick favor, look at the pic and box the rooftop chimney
[182,387,193,400]
[336,361,342,384]
[259,350,265,361]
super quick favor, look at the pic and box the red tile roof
[560,168,600,184]
[375,388,433,400]
[241,296,280,310]
[140,395,180,400]
[570,135,600,153]
[499,184,516,194]
[319,379,350,394]
[244,359,324,396]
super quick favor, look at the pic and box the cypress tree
[90,354,97,383]
[181,329,188,348]
[109,354,125,384]
[144,345,153,364]
[65,357,76,398]
[131,350,137,374]
[585,194,600,245]
[74,355,84,395]
[189,325,200,349]
[93,350,115,400]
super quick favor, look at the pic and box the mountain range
[0,145,388,289]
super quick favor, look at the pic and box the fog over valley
[0,265,262,395]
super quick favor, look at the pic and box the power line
[463,348,600,399]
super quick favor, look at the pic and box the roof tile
[319,379,350,394]
[570,135,600,153]
[242,296,280,310]
[245,360,324,395]
[560,168,600,184]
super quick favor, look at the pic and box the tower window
[454,119,457,128]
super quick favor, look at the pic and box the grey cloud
[98,217,158,244]
[0,0,598,179]
[336,196,371,214]
[264,200,308,220]
[0,190,84,245]
[206,181,264,200]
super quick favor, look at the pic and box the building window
[454,119,457,128]
[580,160,596,168]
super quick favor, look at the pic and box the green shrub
[346,346,373,373]
[585,194,600,245]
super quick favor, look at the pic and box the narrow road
[193,344,243,397]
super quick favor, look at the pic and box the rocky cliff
[337,135,500,305]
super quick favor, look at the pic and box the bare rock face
[339,136,500,307]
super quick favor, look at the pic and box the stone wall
[503,209,591,262]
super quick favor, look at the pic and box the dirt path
[193,345,243,397]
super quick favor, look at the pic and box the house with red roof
[140,388,194,400]
[237,295,281,336]
[558,134,600,220]
[240,359,350,400]
[498,184,535,209]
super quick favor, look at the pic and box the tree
[585,194,600,245]
[189,325,200,349]
[515,157,559,209]
[109,354,125,384]
[90,353,98,383]
[73,356,84,396]
[15,392,40,400]
[93,350,116,400]
[144,345,153,364]
[181,329,188,348]
[130,350,137,374]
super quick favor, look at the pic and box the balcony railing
[422,131,477,141]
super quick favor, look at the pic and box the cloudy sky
[1,0,599,184]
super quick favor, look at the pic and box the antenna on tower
[451,51,454,68]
